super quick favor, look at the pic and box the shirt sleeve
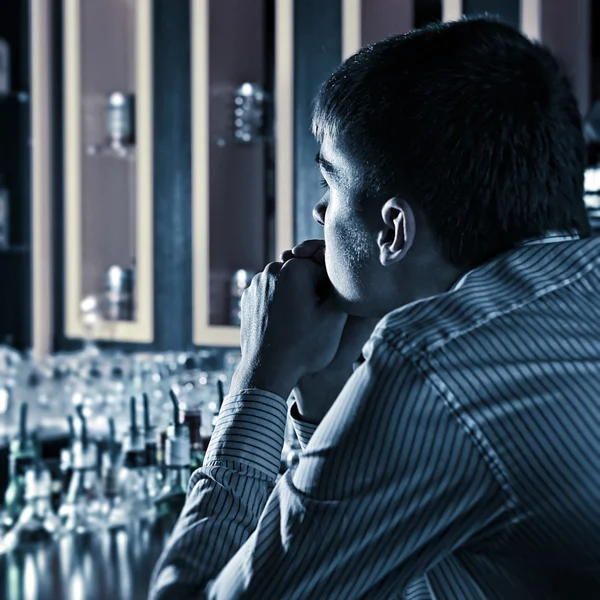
[289,401,318,450]
[151,336,513,599]
[149,388,288,598]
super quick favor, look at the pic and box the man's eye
[319,177,329,189]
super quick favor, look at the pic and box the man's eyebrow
[315,152,335,174]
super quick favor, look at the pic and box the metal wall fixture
[87,92,136,159]
[233,83,266,143]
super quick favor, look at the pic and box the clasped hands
[229,240,378,423]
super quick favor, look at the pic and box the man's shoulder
[373,237,600,359]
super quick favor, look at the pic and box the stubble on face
[324,200,381,314]
[318,134,386,314]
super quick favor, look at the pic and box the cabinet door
[191,0,293,347]
[63,0,153,343]
[341,0,417,58]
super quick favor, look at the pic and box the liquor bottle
[58,410,107,533]
[103,417,126,529]
[154,390,190,523]
[142,393,162,501]
[2,403,34,529]
[176,357,211,470]
[57,415,75,504]
[117,396,154,523]
[0,435,62,553]
[204,378,225,450]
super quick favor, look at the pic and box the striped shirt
[150,235,600,599]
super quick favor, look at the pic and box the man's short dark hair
[312,17,590,268]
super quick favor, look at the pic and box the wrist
[229,359,299,400]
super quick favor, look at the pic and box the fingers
[280,240,325,265]
[280,256,317,275]
[249,261,283,292]
[291,239,325,265]
[291,239,324,256]
[265,261,283,276]
[279,249,294,262]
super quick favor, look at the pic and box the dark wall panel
[463,0,520,28]
[293,0,342,244]
[151,0,193,351]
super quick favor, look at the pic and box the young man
[150,17,600,599]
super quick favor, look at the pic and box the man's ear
[377,197,416,267]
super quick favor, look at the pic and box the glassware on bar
[2,403,35,530]
[116,397,155,524]
[154,391,190,523]
[58,410,107,533]
[56,415,76,507]
[142,393,162,502]
[0,345,20,440]
[0,437,63,553]
[172,358,211,470]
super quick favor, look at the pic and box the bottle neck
[163,465,189,491]
[69,466,100,487]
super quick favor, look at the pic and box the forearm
[149,390,287,599]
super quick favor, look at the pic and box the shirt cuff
[289,401,319,450]
[204,389,288,480]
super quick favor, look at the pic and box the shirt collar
[519,230,580,246]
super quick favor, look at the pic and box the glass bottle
[57,415,75,503]
[174,358,212,470]
[58,412,106,533]
[201,379,225,452]
[0,463,62,553]
[142,393,162,501]
[155,393,190,522]
[114,396,155,524]
[120,441,151,521]
[2,403,34,530]
[103,417,126,529]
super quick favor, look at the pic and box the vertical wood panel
[275,0,294,258]
[521,0,541,39]
[443,0,463,21]
[342,0,361,59]
[31,0,53,356]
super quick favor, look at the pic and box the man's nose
[312,197,327,226]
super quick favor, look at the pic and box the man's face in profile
[314,134,389,317]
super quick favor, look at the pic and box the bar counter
[0,517,172,600]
